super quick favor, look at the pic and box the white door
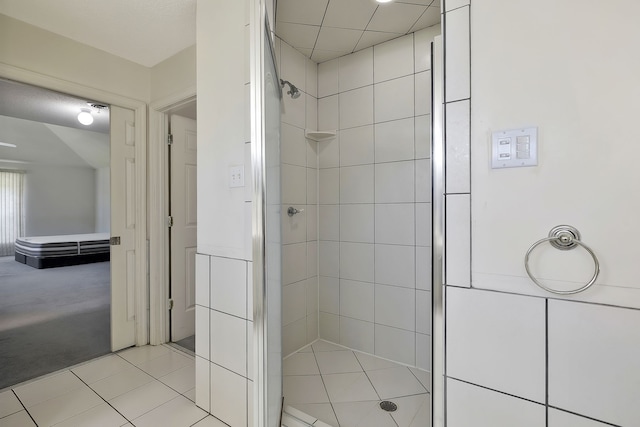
[110,105,137,351]
[170,115,197,341]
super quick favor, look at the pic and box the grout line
[69,369,134,425]
[10,390,37,426]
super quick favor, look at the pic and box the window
[0,171,25,256]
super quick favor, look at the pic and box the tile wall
[275,37,320,356]
[443,1,640,426]
[316,26,440,370]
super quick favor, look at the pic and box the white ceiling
[275,0,441,63]
[0,0,196,67]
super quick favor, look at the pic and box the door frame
[148,88,196,345]
[0,63,149,347]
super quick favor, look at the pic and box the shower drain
[379,401,398,412]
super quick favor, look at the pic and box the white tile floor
[0,345,226,427]
[283,340,430,427]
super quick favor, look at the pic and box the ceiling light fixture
[0,142,17,148]
[376,0,394,3]
[78,108,94,125]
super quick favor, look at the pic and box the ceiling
[275,0,441,63]
[0,0,196,67]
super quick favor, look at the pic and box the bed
[14,233,110,269]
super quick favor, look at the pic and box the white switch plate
[229,165,244,188]
[491,127,538,169]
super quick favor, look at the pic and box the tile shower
[277,25,440,425]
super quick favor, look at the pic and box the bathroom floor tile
[389,394,430,427]
[290,403,339,426]
[0,410,37,427]
[312,340,345,352]
[409,367,431,392]
[71,354,132,384]
[108,380,179,420]
[354,352,401,371]
[315,351,363,375]
[283,376,329,404]
[158,364,195,394]
[322,373,379,403]
[183,388,196,402]
[332,401,397,427]
[13,371,84,408]
[191,415,229,426]
[50,402,128,427]
[0,391,23,419]
[132,395,208,427]
[136,350,194,379]
[28,385,103,427]
[367,367,427,399]
[283,352,321,376]
[117,345,171,366]
[89,365,155,401]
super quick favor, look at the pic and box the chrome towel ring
[524,225,600,295]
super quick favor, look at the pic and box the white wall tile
[318,168,339,205]
[415,246,432,291]
[306,276,318,314]
[319,312,340,342]
[374,34,414,83]
[283,91,306,128]
[306,204,318,241]
[306,58,318,98]
[319,241,339,277]
[374,118,415,163]
[281,124,306,167]
[283,281,308,326]
[375,284,415,331]
[375,324,415,366]
[319,276,340,314]
[340,204,374,243]
[445,100,470,194]
[339,86,374,129]
[281,41,307,94]
[282,205,307,244]
[374,75,414,123]
[340,242,374,283]
[319,205,340,241]
[210,363,247,427]
[375,161,415,203]
[415,114,431,159]
[307,241,318,278]
[195,306,210,359]
[447,379,545,427]
[445,194,469,286]
[374,244,415,289]
[340,126,374,167]
[415,333,431,371]
[415,203,432,247]
[414,71,431,116]
[282,242,307,285]
[318,137,339,169]
[339,48,373,92]
[548,409,612,427]
[444,0,470,13]
[548,300,640,427]
[415,159,431,203]
[306,168,317,204]
[375,204,415,245]
[210,310,247,377]
[318,58,339,98]
[246,321,253,381]
[340,317,374,354]
[196,254,210,307]
[281,164,307,205]
[447,288,546,403]
[306,94,318,131]
[307,310,318,343]
[340,165,374,204]
[444,6,470,102]
[340,279,374,322]
[318,95,338,131]
[414,26,438,73]
[307,139,318,168]
[210,256,247,319]
[246,261,253,322]
[195,356,209,412]
[416,290,431,335]
[283,318,307,356]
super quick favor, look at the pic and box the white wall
[150,45,196,103]
[277,37,320,356]
[95,167,110,233]
[22,164,96,236]
[315,27,439,370]
[444,1,640,426]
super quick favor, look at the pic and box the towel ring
[524,225,600,295]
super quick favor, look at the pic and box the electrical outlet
[229,165,244,188]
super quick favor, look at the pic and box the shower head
[280,79,301,99]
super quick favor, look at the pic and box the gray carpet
[0,256,111,389]
[174,335,195,353]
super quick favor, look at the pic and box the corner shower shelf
[305,130,336,142]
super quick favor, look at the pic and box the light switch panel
[229,165,244,188]
[492,127,538,169]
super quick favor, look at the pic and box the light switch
[492,127,538,169]
[229,165,244,188]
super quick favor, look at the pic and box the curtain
[0,171,25,256]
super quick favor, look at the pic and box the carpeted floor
[0,256,111,389]
[174,334,195,353]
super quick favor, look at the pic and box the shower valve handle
[287,207,304,217]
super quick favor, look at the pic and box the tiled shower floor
[283,340,430,427]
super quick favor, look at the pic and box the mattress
[14,233,110,269]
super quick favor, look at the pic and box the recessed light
[0,142,17,148]
[376,0,394,3]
